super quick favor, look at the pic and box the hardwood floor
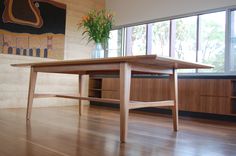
[0,105,236,156]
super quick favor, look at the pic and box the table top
[11,55,213,69]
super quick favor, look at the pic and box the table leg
[120,63,131,143]
[78,75,83,116]
[26,67,37,120]
[170,69,178,131]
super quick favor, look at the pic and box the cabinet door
[101,78,119,99]
[102,91,119,99]
[200,79,230,97]
[178,79,200,111]
[130,78,170,101]
[199,96,231,114]
[198,79,231,115]
[102,78,119,91]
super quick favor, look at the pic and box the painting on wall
[0,0,66,60]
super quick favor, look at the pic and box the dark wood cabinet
[89,77,236,116]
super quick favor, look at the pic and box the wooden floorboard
[0,105,236,156]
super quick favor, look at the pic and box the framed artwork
[0,0,66,60]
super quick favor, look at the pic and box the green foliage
[79,9,114,45]
[175,18,197,61]
[152,21,169,55]
[131,25,146,53]
[199,17,225,72]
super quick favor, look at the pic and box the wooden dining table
[11,55,212,143]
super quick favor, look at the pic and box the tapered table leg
[26,67,37,120]
[119,63,131,143]
[170,69,178,131]
[78,75,83,116]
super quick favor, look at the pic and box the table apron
[33,63,121,73]
[33,63,174,75]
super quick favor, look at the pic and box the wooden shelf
[34,93,120,104]
[129,100,174,109]
[89,78,103,98]
[231,80,236,114]
[89,88,119,92]
[89,88,102,91]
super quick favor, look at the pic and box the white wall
[106,0,236,26]
[0,0,104,108]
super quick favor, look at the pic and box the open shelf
[232,81,236,96]
[89,78,102,90]
[231,99,236,114]
[89,78,102,98]
[89,88,102,91]
[230,80,236,114]
[89,90,101,98]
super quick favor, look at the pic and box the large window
[126,25,146,55]
[108,29,122,57]
[151,21,170,56]
[109,7,236,74]
[198,12,226,73]
[230,10,236,72]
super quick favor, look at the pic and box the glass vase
[91,43,104,58]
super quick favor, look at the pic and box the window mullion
[225,9,231,73]
[146,24,152,55]
[196,15,200,73]
[121,27,126,56]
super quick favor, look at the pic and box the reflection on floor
[0,105,236,156]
